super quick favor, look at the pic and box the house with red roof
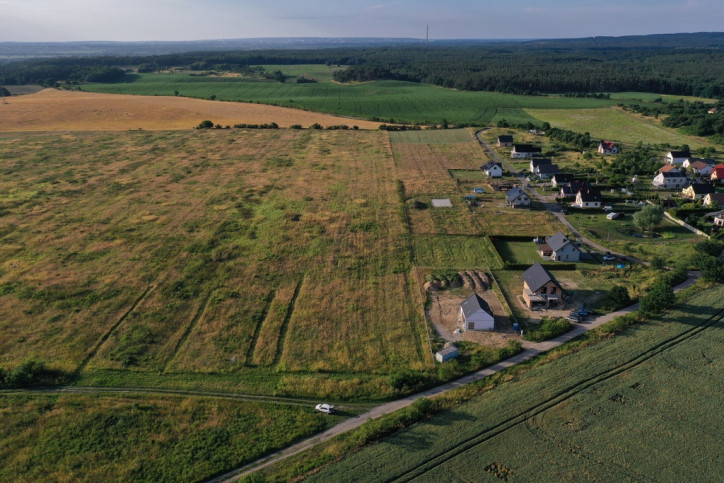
[711,164,724,184]
[597,141,619,155]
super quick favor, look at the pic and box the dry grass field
[0,128,429,398]
[0,89,383,132]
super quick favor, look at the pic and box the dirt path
[211,272,700,482]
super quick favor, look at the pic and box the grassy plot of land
[82,74,618,125]
[609,92,718,104]
[259,64,342,82]
[0,129,430,398]
[567,212,700,263]
[526,106,713,148]
[308,285,724,482]
[390,131,564,237]
[0,393,339,482]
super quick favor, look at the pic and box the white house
[574,188,602,209]
[653,171,688,189]
[686,160,715,177]
[511,144,542,159]
[598,141,619,155]
[481,161,503,178]
[530,158,552,174]
[459,294,495,331]
[704,193,724,207]
[551,173,575,188]
[666,151,690,165]
[537,231,581,262]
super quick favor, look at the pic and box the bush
[523,317,573,342]
[388,370,431,393]
[639,279,675,316]
[609,285,631,306]
[196,120,214,129]
[0,359,67,388]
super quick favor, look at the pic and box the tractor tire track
[75,285,154,374]
[163,290,213,372]
[389,307,724,482]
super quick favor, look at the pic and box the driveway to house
[210,272,699,482]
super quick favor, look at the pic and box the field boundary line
[246,289,277,365]
[163,290,213,373]
[272,277,303,367]
[390,306,724,481]
[75,285,154,374]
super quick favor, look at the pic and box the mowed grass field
[0,89,383,131]
[526,106,714,148]
[309,285,724,482]
[0,128,430,398]
[81,73,618,125]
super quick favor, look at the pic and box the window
[540,287,547,294]
[551,287,556,294]
[468,322,474,330]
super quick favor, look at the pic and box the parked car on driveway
[603,252,616,261]
[315,403,335,414]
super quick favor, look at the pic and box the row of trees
[2,35,724,96]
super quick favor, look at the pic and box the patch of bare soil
[0,89,384,132]
[425,270,518,347]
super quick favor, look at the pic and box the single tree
[633,204,664,232]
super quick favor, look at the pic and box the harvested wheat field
[0,89,383,131]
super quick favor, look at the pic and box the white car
[602,254,616,261]
[315,403,335,414]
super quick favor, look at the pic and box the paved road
[211,272,700,482]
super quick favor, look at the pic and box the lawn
[567,211,702,263]
[82,74,619,125]
[307,285,724,482]
[526,106,714,148]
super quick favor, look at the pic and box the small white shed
[459,294,495,331]
[435,345,459,363]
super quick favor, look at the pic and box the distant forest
[1,32,724,98]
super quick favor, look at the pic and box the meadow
[81,73,618,125]
[0,392,340,482]
[308,285,724,481]
[526,106,714,148]
[0,129,430,399]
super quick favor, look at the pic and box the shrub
[523,317,572,342]
[196,120,214,129]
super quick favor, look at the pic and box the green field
[309,285,724,481]
[609,92,718,104]
[0,392,341,482]
[526,106,713,148]
[81,74,618,125]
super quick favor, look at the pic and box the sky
[1,0,723,42]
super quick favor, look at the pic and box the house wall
[553,244,580,262]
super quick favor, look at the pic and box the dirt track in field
[0,89,383,132]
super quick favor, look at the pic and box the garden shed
[435,345,459,363]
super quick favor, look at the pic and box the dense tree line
[623,99,724,138]
[1,33,724,96]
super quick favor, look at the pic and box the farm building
[653,171,688,189]
[435,345,459,363]
[481,160,503,178]
[666,151,690,165]
[574,188,602,209]
[598,141,619,155]
[537,232,581,262]
[522,263,564,308]
[506,187,531,208]
[497,135,514,147]
[459,294,495,331]
[511,144,542,159]
[682,183,715,200]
